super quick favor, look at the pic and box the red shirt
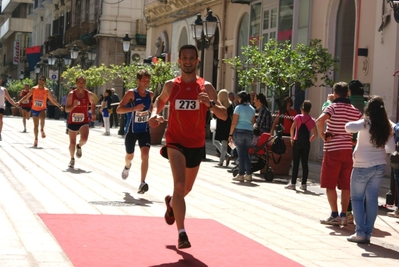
[20,89,32,108]
[67,89,91,125]
[165,76,207,148]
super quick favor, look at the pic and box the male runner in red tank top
[65,76,96,168]
[149,44,227,249]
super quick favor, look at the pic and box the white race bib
[175,99,199,110]
[34,100,43,107]
[22,99,29,104]
[134,111,149,123]
[72,113,85,122]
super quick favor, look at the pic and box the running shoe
[121,166,130,179]
[320,215,340,226]
[41,130,46,138]
[164,195,175,225]
[387,208,399,218]
[178,232,191,249]
[137,182,149,194]
[68,158,75,168]
[76,144,82,158]
[33,139,38,147]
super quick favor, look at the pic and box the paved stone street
[0,116,398,266]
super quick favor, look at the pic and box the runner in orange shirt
[18,76,63,147]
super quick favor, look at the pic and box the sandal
[33,139,38,147]
[41,130,46,138]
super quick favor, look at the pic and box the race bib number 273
[175,99,199,110]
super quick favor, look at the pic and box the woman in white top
[345,96,395,244]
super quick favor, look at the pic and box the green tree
[224,39,339,110]
[7,78,35,99]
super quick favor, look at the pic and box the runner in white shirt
[0,78,18,141]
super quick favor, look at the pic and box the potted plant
[224,38,338,174]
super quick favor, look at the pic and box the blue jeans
[350,164,385,239]
[233,129,253,175]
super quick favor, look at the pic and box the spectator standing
[228,90,256,182]
[389,122,399,219]
[97,94,104,125]
[270,96,297,136]
[286,100,317,190]
[19,83,32,132]
[47,90,56,119]
[228,91,237,109]
[110,88,119,128]
[0,78,18,141]
[321,94,335,112]
[101,89,113,135]
[148,44,227,249]
[316,82,362,226]
[345,96,395,243]
[253,93,272,134]
[213,89,234,167]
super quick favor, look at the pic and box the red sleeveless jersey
[67,89,90,124]
[20,89,32,108]
[165,76,207,148]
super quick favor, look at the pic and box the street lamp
[48,53,71,103]
[191,10,218,77]
[69,44,96,69]
[35,64,41,83]
[118,32,132,136]
[191,10,218,159]
[19,71,24,80]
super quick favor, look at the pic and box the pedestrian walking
[117,69,154,194]
[345,96,395,243]
[148,44,227,249]
[64,76,96,168]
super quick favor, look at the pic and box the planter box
[150,121,167,145]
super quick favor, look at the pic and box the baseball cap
[348,80,364,95]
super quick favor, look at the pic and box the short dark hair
[256,93,268,107]
[179,44,198,59]
[333,82,348,98]
[348,80,364,96]
[39,75,46,82]
[237,90,250,104]
[301,100,312,112]
[137,69,151,80]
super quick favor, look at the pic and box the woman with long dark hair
[345,96,395,244]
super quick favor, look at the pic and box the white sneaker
[387,208,399,218]
[233,175,244,182]
[121,166,130,180]
[68,158,75,168]
[285,183,296,190]
[244,174,252,182]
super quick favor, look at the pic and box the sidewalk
[0,116,398,266]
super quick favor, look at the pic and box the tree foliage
[224,38,339,109]
[6,78,35,98]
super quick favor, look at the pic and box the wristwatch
[209,100,216,108]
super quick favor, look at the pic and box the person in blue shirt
[116,69,154,194]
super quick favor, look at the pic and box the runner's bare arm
[116,90,135,114]
[198,83,227,121]
[149,79,172,127]
[47,90,62,109]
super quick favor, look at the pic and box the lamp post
[118,32,132,136]
[70,44,96,69]
[19,70,24,80]
[48,53,71,103]
[35,64,41,83]
[191,10,218,77]
[191,10,218,159]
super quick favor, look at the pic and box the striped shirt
[323,100,362,151]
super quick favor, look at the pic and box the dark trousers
[110,107,119,127]
[291,141,310,185]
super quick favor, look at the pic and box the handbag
[271,132,286,164]
[210,118,217,133]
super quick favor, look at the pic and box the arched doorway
[335,0,356,82]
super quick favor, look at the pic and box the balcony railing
[65,21,96,45]
[0,18,33,40]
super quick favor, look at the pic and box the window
[261,6,277,48]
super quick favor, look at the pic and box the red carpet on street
[39,214,303,267]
